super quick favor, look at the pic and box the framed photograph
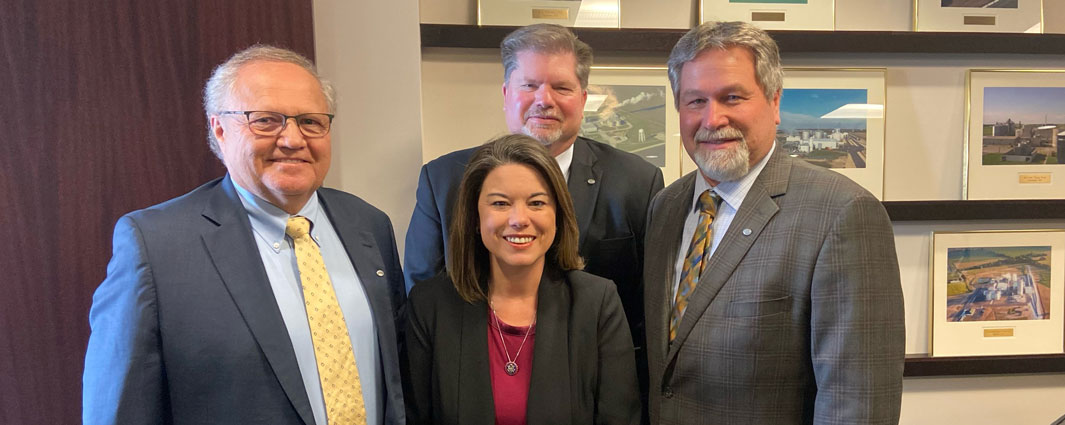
[930,230,1065,357]
[580,67,683,184]
[778,68,886,199]
[965,70,1065,200]
[700,0,835,31]
[479,0,619,28]
[915,0,1042,33]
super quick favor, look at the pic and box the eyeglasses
[219,110,335,138]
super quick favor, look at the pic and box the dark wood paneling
[905,353,1065,377]
[884,200,1065,221]
[422,23,1065,54]
[0,1,314,423]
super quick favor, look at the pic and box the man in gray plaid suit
[643,21,905,425]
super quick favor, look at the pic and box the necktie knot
[286,216,311,239]
[697,190,719,216]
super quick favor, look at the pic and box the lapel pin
[587,178,596,185]
[376,269,385,277]
[742,228,752,236]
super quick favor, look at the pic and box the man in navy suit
[83,45,406,425]
[403,25,663,415]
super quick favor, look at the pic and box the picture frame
[915,0,1043,33]
[700,0,835,31]
[930,230,1064,358]
[580,66,683,184]
[478,0,619,28]
[777,68,886,199]
[965,70,1065,200]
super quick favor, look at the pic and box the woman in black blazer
[403,134,640,425]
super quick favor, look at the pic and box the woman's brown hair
[447,134,584,303]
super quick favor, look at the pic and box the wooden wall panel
[0,1,315,423]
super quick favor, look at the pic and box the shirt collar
[554,141,576,182]
[690,142,776,213]
[232,180,324,248]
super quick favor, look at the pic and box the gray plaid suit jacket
[644,150,905,425]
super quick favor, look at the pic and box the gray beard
[521,125,563,148]
[692,127,750,183]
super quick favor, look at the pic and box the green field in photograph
[730,0,807,3]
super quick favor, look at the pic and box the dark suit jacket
[403,267,640,425]
[644,151,905,425]
[83,176,407,425]
[403,136,663,358]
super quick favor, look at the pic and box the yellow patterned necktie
[670,190,718,342]
[286,216,367,425]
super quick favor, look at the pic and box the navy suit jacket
[83,176,407,425]
[403,137,663,356]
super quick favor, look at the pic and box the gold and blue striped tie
[286,216,367,425]
[670,190,718,342]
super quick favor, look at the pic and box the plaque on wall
[965,70,1065,200]
[479,0,619,28]
[700,0,835,30]
[916,0,1042,33]
[930,230,1064,357]
[581,67,683,184]
[779,68,886,199]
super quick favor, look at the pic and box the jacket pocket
[726,295,792,318]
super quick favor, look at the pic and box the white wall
[419,1,1065,424]
[314,0,424,257]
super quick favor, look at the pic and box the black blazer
[403,267,640,425]
[403,137,664,359]
[83,176,407,425]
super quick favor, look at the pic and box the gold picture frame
[478,0,620,28]
[581,66,683,184]
[915,0,1043,33]
[930,229,1064,357]
[964,69,1065,200]
[700,0,835,31]
[777,68,887,200]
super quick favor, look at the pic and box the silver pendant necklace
[490,304,534,376]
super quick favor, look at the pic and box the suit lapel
[526,269,571,424]
[318,191,400,361]
[200,177,315,425]
[458,299,495,424]
[648,174,697,361]
[567,138,601,250]
[666,153,791,362]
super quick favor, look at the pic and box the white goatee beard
[692,127,750,183]
[521,125,563,148]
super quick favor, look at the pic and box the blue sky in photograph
[779,88,867,131]
[983,86,1065,124]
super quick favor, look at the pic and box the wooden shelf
[883,200,1065,221]
[421,24,1065,54]
[905,353,1065,377]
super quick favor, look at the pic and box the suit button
[663,387,674,399]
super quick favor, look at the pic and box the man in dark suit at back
[404,23,663,411]
[83,45,406,425]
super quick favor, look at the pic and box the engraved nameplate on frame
[983,328,1015,338]
[751,12,786,22]
[964,16,997,26]
[532,8,569,19]
[1019,173,1052,184]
